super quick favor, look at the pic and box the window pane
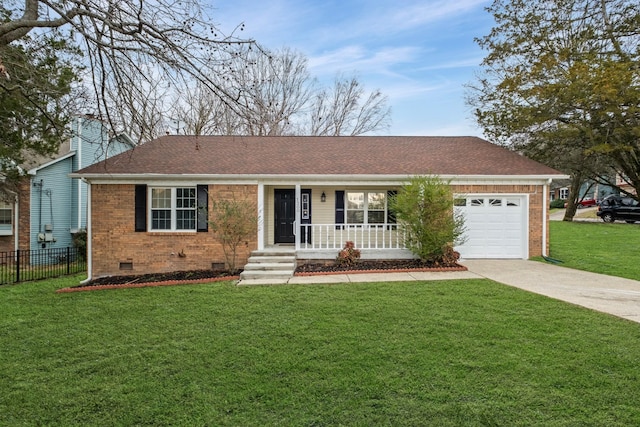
[152,189,171,208]
[368,211,385,224]
[176,188,196,208]
[368,192,386,210]
[176,188,196,230]
[347,192,365,210]
[0,210,10,225]
[151,210,171,229]
[176,210,196,230]
[347,210,364,224]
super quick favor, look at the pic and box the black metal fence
[0,247,86,285]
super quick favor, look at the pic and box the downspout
[80,178,92,284]
[77,117,83,231]
[38,179,43,234]
[542,179,551,257]
[13,194,18,252]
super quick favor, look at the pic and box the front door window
[274,189,295,243]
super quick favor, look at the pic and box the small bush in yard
[72,230,87,260]
[336,241,361,266]
[208,196,257,274]
[389,175,466,263]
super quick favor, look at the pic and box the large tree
[173,47,391,136]
[0,27,81,189]
[0,0,254,172]
[468,0,640,219]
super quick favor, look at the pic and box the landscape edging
[294,265,467,276]
[56,275,240,293]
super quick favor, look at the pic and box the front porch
[256,183,415,261]
[297,223,415,260]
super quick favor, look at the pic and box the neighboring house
[616,174,637,196]
[0,116,135,256]
[73,135,565,280]
[550,180,617,203]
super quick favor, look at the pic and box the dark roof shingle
[77,135,562,177]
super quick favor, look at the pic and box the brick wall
[0,178,31,253]
[452,183,547,258]
[90,184,258,278]
[89,182,548,278]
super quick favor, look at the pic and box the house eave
[29,151,76,175]
[70,173,568,185]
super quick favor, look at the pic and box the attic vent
[119,262,133,271]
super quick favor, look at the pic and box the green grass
[2,223,640,425]
[2,275,640,426]
[546,221,640,280]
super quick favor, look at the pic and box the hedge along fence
[0,247,86,285]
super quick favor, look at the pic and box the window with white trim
[150,187,196,231]
[0,201,12,235]
[346,191,388,224]
[559,188,569,199]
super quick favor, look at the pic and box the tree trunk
[563,172,584,221]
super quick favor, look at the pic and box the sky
[211,0,495,137]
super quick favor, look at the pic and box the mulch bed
[295,259,466,275]
[56,269,239,293]
[57,260,466,293]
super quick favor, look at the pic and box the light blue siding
[30,158,74,251]
[28,116,134,258]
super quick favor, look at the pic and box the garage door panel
[455,195,527,259]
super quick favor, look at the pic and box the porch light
[321,192,326,202]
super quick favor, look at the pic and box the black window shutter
[387,190,397,224]
[335,190,345,228]
[135,185,147,232]
[197,185,208,232]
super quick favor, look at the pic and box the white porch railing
[299,224,406,250]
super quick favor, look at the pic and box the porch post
[295,184,301,250]
[257,183,264,250]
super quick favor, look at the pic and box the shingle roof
[75,135,562,177]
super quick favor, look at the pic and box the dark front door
[274,189,296,243]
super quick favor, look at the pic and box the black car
[596,195,640,223]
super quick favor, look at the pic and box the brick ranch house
[72,135,564,280]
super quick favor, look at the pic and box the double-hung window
[346,191,388,225]
[150,187,196,231]
[0,201,12,235]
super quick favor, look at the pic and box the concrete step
[250,249,295,257]
[240,269,294,280]
[243,262,296,271]
[240,248,297,281]
[247,255,296,264]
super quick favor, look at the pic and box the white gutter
[70,173,569,185]
[79,178,92,284]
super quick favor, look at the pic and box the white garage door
[454,195,528,259]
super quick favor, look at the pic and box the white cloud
[307,45,422,76]
[386,0,490,30]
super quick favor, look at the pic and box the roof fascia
[71,173,568,186]
[28,151,76,175]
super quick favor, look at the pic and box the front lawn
[2,276,640,426]
[547,221,640,280]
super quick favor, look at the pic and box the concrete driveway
[462,259,640,324]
